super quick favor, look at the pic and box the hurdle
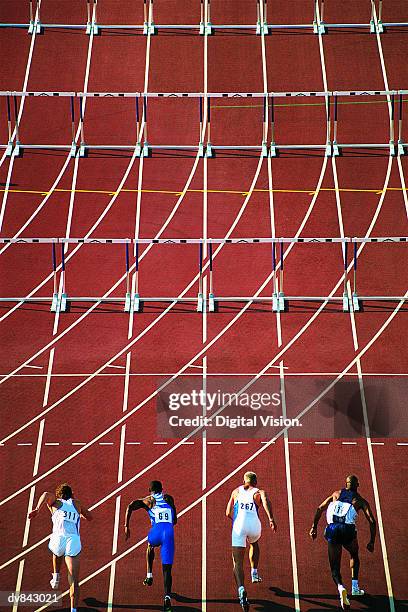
[1,90,405,158]
[0,237,407,313]
[1,0,407,35]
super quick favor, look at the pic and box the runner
[309,474,376,610]
[226,471,277,611]
[125,480,177,612]
[28,483,93,612]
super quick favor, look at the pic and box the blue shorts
[324,523,356,546]
[148,523,175,565]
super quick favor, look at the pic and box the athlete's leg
[162,563,172,596]
[65,554,80,611]
[344,537,360,579]
[328,542,343,586]
[232,547,246,589]
[53,554,63,574]
[146,543,155,574]
[249,541,259,569]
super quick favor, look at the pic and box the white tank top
[326,499,358,526]
[234,486,260,520]
[51,498,81,536]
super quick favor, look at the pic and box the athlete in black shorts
[309,475,376,610]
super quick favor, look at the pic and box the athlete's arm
[226,489,238,520]
[28,491,56,519]
[164,494,178,525]
[309,491,338,540]
[361,498,376,552]
[124,498,150,540]
[259,490,277,531]
[74,499,93,521]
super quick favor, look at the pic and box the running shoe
[339,588,350,610]
[239,590,250,611]
[163,595,172,611]
[49,576,60,590]
[351,587,365,596]
[251,574,262,583]
[143,576,153,586]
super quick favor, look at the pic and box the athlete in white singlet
[310,475,376,610]
[226,472,277,611]
[29,484,92,612]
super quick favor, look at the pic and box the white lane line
[153,442,168,445]
[207,442,221,445]
[107,365,126,369]
[126,442,141,445]
[371,442,385,445]
[288,441,302,445]
[23,365,43,369]
[17,443,32,446]
[314,441,330,445]
[43,349,54,407]
[99,442,114,446]
[342,442,357,445]
[397,443,408,446]
[44,443,59,446]
[72,442,86,446]
[233,441,249,445]
[9,371,406,378]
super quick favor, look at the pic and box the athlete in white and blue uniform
[125,480,177,612]
[226,472,277,611]
[310,475,376,610]
[28,483,93,612]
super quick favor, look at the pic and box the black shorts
[324,523,356,546]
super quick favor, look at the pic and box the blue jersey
[148,493,174,527]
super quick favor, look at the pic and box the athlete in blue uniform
[125,481,177,612]
[309,475,376,610]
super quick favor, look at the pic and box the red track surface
[0,1,407,611]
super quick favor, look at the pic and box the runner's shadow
[271,587,400,610]
[84,596,201,611]
[174,592,295,610]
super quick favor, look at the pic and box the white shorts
[232,520,261,548]
[49,534,81,557]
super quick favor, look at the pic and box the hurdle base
[313,21,326,34]
[370,20,376,33]
[86,22,99,35]
[70,142,77,157]
[143,22,157,35]
[342,292,360,312]
[377,20,384,33]
[198,142,205,157]
[325,142,332,157]
[269,143,278,157]
[272,292,285,313]
[51,293,59,313]
[352,292,360,312]
[261,141,268,157]
[206,142,214,158]
[79,144,87,157]
[28,20,42,34]
[398,140,406,156]
[332,141,340,157]
[142,141,150,157]
[13,141,23,157]
[390,141,396,157]
[124,292,141,313]
[197,293,204,312]
[199,22,213,35]
[256,22,269,35]
[5,141,14,157]
[209,293,215,313]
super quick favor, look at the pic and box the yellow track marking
[1,187,407,197]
